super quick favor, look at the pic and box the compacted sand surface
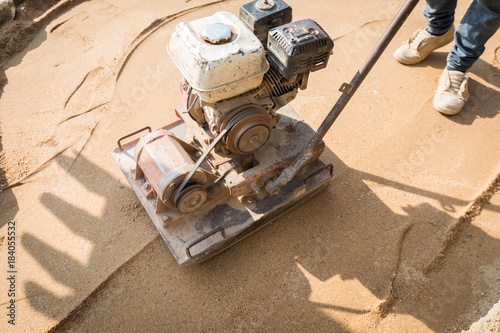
[0,1,499,332]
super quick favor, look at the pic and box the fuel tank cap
[256,0,276,11]
[201,23,232,44]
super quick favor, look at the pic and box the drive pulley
[223,108,273,154]
[174,184,208,214]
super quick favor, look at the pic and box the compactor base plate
[112,107,333,265]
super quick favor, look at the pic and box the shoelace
[444,71,469,102]
[448,73,464,95]
[405,29,430,53]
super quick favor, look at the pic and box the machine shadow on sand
[19,143,500,332]
[4,0,499,330]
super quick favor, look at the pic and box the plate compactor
[112,0,420,265]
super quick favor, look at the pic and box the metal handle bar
[266,0,420,195]
[117,126,152,151]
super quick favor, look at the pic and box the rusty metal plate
[112,107,334,265]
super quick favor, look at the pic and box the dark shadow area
[412,50,449,70]
[1,2,495,329]
[0,131,18,228]
[293,149,500,332]
[44,145,500,333]
[468,57,500,88]
[452,77,500,125]
[3,7,497,325]
[410,53,500,124]
[414,51,500,87]
[21,152,146,320]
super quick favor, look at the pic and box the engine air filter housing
[267,19,334,80]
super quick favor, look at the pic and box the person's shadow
[292,149,500,332]
[20,152,153,322]
[0,1,94,224]
[0,133,18,228]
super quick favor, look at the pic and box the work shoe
[393,27,454,65]
[433,69,469,115]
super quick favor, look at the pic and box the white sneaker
[393,27,455,65]
[433,69,469,115]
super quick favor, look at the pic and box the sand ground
[0,0,499,332]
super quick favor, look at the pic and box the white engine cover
[168,11,269,103]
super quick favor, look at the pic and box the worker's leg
[424,0,457,36]
[447,0,500,72]
[434,0,500,114]
[394,0,457,64]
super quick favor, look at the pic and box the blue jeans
[424,0,500,72]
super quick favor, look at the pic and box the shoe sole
[433,101,463,115]
[393,53,425,65]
